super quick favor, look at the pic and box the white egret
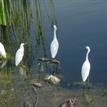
[50,25,59,58]
[0,42,7,58]
[81,46,91,82]
[15,43,25,66]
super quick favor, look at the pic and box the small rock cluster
[59,98,77,107]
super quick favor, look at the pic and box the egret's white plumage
[81,46,91,82]
[0,42,7,58]
[15,43,25,66]
[50,25,59,58]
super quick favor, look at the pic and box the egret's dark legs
[38,62,42,80]
[87,77,90,87]
[52,64,55,74]
[87,77,93,89]
[52,63,58,75]
[82,81,86,89]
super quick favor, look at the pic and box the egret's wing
[0,43,6,58]
[81,61,90,82]
[15,49,24,66]
[50,39,59,58]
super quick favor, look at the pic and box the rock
[32,82,42,88]
[50,59,60,64]
[44,75,61,85]
[59,98,77,107]
[38,57,50,63]
[38,57,60,64]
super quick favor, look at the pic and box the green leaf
[0,0,7,26]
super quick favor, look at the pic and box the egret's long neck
[86,49,90,60]
[54,28,57,39]
[20,45,24,51]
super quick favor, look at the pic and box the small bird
[15,43,25,66]
[0,42,7,58]
[50,25,59,58]
[81,46,91,82]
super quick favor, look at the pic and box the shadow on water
[0,0,107,107]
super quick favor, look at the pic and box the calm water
[53,0,107,85]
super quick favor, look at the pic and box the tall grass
[0,0,7,26]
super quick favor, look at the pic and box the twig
[32,86,39,107]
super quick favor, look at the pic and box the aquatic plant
[0,0,7,26]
